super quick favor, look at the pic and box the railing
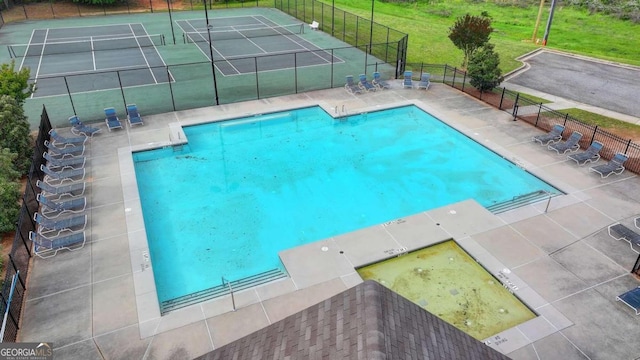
[403,62,640,175]
[221,276,236,311]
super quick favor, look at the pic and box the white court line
[38,63,159,78]
[128,24,158,84]
[252,17,333,66]
[19,29,37,72]
[179,20,241,75]
[33,29,50,82]
[91,36,96,71]
[227,25,269,56]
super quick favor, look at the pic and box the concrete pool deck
[18,83,640,359]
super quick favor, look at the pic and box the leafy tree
[0,61,35,105]
[0,95,33,174]
[448,14,493,68]
[467,43,503,93]
[0,149,21,234]
[72,0,124,6]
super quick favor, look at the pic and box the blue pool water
[133,105,560,304]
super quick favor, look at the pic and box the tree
[448,14,493,68]
[0,95,33,174]
[467,43,503,93]
[0,149,21,234]
[0,61,35,105]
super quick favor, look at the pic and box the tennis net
[183,24,304,43]
[8,34,166,58]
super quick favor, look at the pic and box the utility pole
[532,0,545,44]
[542,0,557,46]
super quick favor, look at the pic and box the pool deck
[19,83,640,359]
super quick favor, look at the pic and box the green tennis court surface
[176,15,343,75]
[12,24,170,97]
[0,8,400,127]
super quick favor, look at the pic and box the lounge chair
[37,193,86,218]
[41,164,85,185]
[104,107,123,131]
[69,116,101,137]
[44,140,85,158]
[49,129,87,147]
[36,180,85,199]
[29,231,86,258]
[43,151,85,170]
[548,131,583,154]
[126,104,144,127]
[345,75,362,94]
[309,20,319,30]
[372,72,390,90]
[417,73,431,90]
[608,222,640,253]
[34,212,87,237]
[358,74,376,92]
[568,141,603,165]
[532,124,564,145]
[617,287,640,315]
[589,152,629,178]
[403,71,413,88]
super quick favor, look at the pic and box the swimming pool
[133,105,561,307]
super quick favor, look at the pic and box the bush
[0,149,20,234]
[467,43,503,92]
[0,95,33,175]
[0,61,34,105]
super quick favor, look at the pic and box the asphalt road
[505,51,640,118]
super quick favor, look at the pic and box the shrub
[0,149,20,234]
[0,61,34,105]
[0,95,33,175]
[467,43,503,92]
[448,13,493,68]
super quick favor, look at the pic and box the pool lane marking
[34,29,50,84]
[128,23,158,84]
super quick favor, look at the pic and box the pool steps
[160,268,288,314]
[486,190,556,214]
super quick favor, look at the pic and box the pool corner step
[160,268,288,314]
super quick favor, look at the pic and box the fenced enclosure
[0,106,51,342]
[0,4,406,128]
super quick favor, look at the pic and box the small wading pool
[357,240,536,340]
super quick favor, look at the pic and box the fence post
[591,125,597,144]
[563,113,569,126]
[461,71,466,92]
[166,67,176,112]
[625,139,631,154]
[513,93,520,121]
[452,67,457,87]
[499,88,505,109]
[535,103,542,124]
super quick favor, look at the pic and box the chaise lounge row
[532,124,629,178]
[32,128,92,258]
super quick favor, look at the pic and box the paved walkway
[18,83,640,359]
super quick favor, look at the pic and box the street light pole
[203,0,219,105]
[368,0,374,55]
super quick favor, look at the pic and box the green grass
[560,108,640,139]
[328,0,640,72]
[516,92,551,104]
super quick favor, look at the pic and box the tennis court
[11,23,170,97]
[176,15,343,76]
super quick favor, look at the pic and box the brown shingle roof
[196,280,511,360]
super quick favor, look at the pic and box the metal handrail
[221,276,236,311]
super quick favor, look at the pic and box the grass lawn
[330,0,640,72]
[560,108,640,140]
